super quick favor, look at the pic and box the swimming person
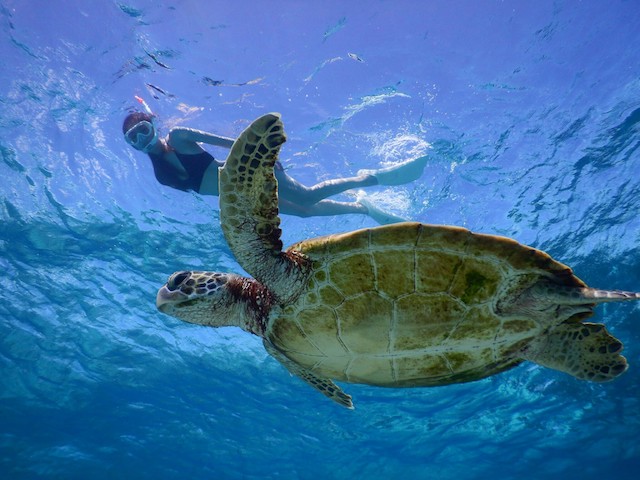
[122,108,429,224]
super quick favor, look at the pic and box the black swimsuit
[148,151,220,192]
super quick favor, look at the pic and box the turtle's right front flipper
[219,113,311,304]
[264,340,354,409]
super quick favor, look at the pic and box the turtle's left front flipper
[264,340,354,409]
[219,113,311,304]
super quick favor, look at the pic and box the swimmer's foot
[356,191,407,225]
[358,155,428,186]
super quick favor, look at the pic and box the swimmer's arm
[168,127,235,152]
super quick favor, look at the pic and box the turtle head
[156,270,272,335]
[156,271,233,325]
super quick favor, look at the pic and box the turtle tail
[498,282,640,323]
[571,287,640,303]
[531,283,640,305]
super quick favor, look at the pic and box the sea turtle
[157,113,639,409]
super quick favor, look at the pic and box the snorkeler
[123,101,428,224]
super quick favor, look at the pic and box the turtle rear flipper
[522,322,628,381]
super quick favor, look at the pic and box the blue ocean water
[1,0,640,478]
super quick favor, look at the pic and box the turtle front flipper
[219,113,311,304]
[263,340,354,409]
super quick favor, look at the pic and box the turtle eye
[167,271,190,291]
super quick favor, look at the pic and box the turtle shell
[265,222,586,387]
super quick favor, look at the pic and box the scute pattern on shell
[266,222,583,386]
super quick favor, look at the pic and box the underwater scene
[1,1,640,478]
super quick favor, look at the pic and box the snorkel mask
[125,96,159,153]
[125,120,158,152]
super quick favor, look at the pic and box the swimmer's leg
[355,192,406,225]
[279,198,365,217]
[281,155,429,204]
[279,198,405,225]
[357,155,428,186]
[277,172,377,205]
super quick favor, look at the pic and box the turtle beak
[157,271,195,312]
[156,284,187,312]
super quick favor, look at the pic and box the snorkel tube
[134,95,159,153]
[135,95,154,116]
